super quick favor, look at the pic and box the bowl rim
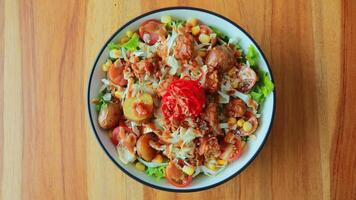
[86,6,276,192]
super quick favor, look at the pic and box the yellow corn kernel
[231,79,239,89]
[109,49,121,59]
[126,30,133,38]
[236,119,245,127]
[206,163,216,171]
[242,121,253,132]
[191,25,200,35]
[102,63,110,72]
[187,17,198,26]
[102,60,112,72]
[199,33,210,44]
[161,15,172,24]
[135,162,146,172]
[227,117,237,125]
[182,165,195,176]
[152,154,163,163]
[217,159,226,165]
[114,90,122,99]
[120,36,130,44]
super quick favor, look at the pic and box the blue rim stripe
[86,6,276,192]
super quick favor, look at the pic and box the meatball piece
[132,58,157,78]
[224,98,247,118]
[198,136,221,160]
[237,67,258,93]
[108,63,128,86]
[174,33,194,60]
[205,45,236,72]
[98,103,122,130]
[202,102,222,135]
[205,70,219,93]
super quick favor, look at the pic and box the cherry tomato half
[220,138,243,162]
[165,161,192,187]
[111,124,134,147]
[139,19,167,45]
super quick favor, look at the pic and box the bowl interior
[87,8,275,191]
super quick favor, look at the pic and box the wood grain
[1,0,355,199]
[331,0,356,199]
[0,0,4,198]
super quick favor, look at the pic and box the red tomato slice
[111,124,135,148]
[111,127,120,146]
[139,19,166,45]
[108,64,127,86]
[220,138,242,162]
[165,161,192,187]
[240,111,258,135]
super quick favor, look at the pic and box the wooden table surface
[1,0,356,199]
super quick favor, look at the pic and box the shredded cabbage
[200,165,227,176]
[167,56,180,75]
[166,31,178,55]
[218,91,230,104]
[138,157,168,168]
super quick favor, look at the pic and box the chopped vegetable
[102,60,112,72]
[186,18,198,26]
[145,166,166,180]
[161,15,172,24]
[236,118,245,127]
[249,68,275,104]
[217,159,226,165]
[122,33,140,51]
[209,26,229,42]
[108,42,120,50]
[135,162,146,171]
[199,33,210,44]
[109,49,121,60]
[152,154,164,163]
[241,136,249,142]
[182,165,195,176]
[191,25,200,35]
[126,30,133,38]
[242,121,253,132]
[246,45,258,66]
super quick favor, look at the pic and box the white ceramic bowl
[87,7,276,192]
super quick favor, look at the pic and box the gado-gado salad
[92,16,274,187]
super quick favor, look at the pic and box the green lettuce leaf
[145,166,166,180]
[209,26,229,42]
[246,45,258,66]
[246,45,274,104]
[108,42,121,50]
[250,70,274,104]
[122,33,139,51]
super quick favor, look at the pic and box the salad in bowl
[88,7,275,191]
